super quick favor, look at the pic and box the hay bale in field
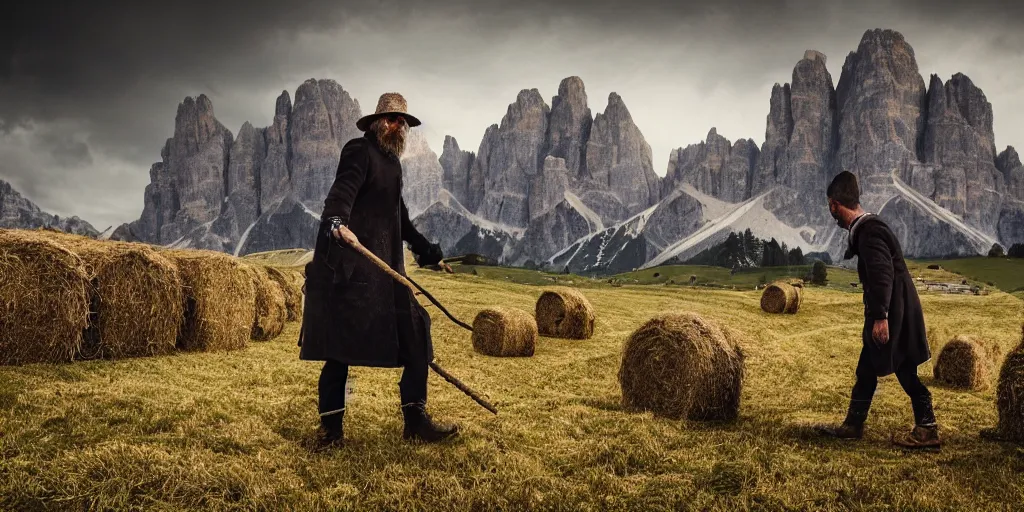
[23,230,184,359]
[0,230,91,365]
[986,326,1024,442]
[927,264,942,270]
[162,250,256,352]
[618,312,745,421]
[471,307,537,357]
[760,282,800,314]
[535,287,596,340]
[264,266,303,321]
[933,335,1002,390]
[241,264,287,341]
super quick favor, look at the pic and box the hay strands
[331,229,497,415]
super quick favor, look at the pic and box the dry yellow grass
[0,262,1022,510]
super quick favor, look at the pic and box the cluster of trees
[686,229,823,269]
[988,243,1024,258]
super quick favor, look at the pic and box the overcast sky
[2,0,1022,230]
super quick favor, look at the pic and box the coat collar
[843,213,876,259]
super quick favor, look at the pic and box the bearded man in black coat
[300,92,457,449]
[816,171,940,449]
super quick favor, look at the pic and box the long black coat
[299,131,436,367]
[846,214,930,376]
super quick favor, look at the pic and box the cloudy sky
[2,0,1022,230]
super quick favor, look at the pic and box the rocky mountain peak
[998,146,1021,173]
[274,90,292,117]
[547,76,593,178]
[803,50,827,64]
[0,178,99,236]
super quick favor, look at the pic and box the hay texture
[535,287,596,340]
[241,264,287,341]
[0,230,91,365]
[933,335,1002,390]
[471,307,538,357]
[29,231,184,359]
[264,266,303,321]
[163,250,256,352]
[618,312,745,421]
[993,326,1024,441]
[760,282,801,314]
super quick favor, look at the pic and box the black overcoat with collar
[299,130,436,367]
[845,214,930,377]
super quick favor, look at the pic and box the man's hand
[438,261,454,274]
[332,224,359,247]
[872,318,890,345]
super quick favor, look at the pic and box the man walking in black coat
[300,92,457,448]
[816,171,940,449]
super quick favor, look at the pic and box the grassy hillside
[911,257,1024,293]
[1,259,1023,510]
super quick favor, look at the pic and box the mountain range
[0,179,98,236]
[3,28,1021,274]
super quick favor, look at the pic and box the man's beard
[374,120,406,158]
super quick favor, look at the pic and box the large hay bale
[26,231,184,359]
[163,250,256,352]
[241,264,287,341]
[535,287,596,340]
[992,326,1024,442]
[471,307,537,357]
[933,335,1002,390]
[0,230,91,364]
[618,312,745,421]
[760,282,800,314]
[264,266,303,321]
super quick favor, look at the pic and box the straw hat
[356,92,422,131]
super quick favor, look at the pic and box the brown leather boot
[402,401,459,443]
[313,411,344,451]
[892,425,941,450]
[815,422,865,439]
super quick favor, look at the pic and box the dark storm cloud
[0,0,1021,229]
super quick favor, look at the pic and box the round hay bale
[933,335,1002,390]
[992,325,1024,441]
[760,282,800,314]
[163,250,256,352]
[535,287,596,340]
[0,230,91,365]
[241,264,287,341]
[26,231,184,359]
[471,307,537,357]
[264,266,303,321]
[618,312,745,421]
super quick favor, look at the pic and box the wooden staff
[334,226,498,415]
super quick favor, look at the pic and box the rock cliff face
[0,179,98,236]
[400,129,444,218]
[833,29,928,212]
[118,79,370,254]
[585,92,661,219]
[477,89,550,228]
[116,28,1024,267]
[534,29,1023,272]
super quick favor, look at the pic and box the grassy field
[1,256,1023,510]
[911,257,1024,293]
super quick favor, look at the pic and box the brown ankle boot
[892,425,941,450]
[816,422,865,439]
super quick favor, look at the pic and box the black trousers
[318,304,429,419]
[846,345,936,427]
